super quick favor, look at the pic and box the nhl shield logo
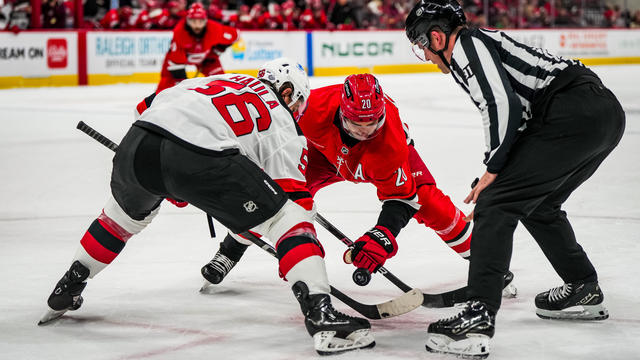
[341,146,349,155]
[243,201,258,213]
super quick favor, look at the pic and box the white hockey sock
[73,245,109,278]
[286,255,331,295]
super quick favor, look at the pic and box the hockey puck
[352,268,371,286]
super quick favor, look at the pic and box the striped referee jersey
[449,28,585,173]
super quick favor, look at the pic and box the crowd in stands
[1,0,640,31]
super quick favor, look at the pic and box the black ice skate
[292,281,375,355]
[535,280,608,320]
[426,300,495,359]
[38,261,90,325]
[502,270,518,298]
[200,234,249,292]
[201,251,237,285]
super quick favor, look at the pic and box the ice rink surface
[1,66,639,360]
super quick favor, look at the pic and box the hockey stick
[77,121,118,151]
[315,213,468,308]
[76,121,423,319]
[238,231,423,320]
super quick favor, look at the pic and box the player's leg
[160,144,373,354]
[413,185,471,258]
[407,145,472,257]
[41,126,163,324]
[201,142,344,287]
[251,200,375,355]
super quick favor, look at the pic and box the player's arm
[166,38,189,81]
[456,31,523,174]
[211,24,239,56]
[347,161,418,273]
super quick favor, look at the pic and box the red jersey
[297,84,415,202]
[166,18,238,68]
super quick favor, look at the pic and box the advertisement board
[0,31,78,87]
[1,29,639,89]
[507,29,640,58]
[312,31,416,70]
[86,31,171,81]
[219,30,307,72]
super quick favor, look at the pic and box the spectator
[0,1,13,30]
[6,0,31,30]
[42,0,66,28]
[299,0,328,29]
[631,9,640,28]
[281,0,299,30]
[328,0,360,29]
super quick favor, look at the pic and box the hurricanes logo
[243,201,258,212]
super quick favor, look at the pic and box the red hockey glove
[344,226,398,273]
[166,198,188,208]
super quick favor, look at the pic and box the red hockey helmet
[187,3,207,19]
[340,74,386,140]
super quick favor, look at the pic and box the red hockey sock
[79,213,132,264]
[414,185,472,258]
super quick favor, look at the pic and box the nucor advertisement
[313,31,416,68]
[86,30,307,75]
[0,32,77,77]
[313,29,640,69]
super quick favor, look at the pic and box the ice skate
[292,281,375,355]
[502,270,517,298]
[426,300,495,359]
[535,280,608,320]
[38,261,90,325]
[201,250,237,286]
[200,234,249,292]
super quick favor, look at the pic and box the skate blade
[199,280,213,293]
[426,333,490,359]
[314,329,375,355]
[536,303,609,321]
[38,308,67,326]
[502,283,518,298]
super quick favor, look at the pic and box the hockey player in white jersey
[40,58,375,355]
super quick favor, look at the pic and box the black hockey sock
[219,233,249,262]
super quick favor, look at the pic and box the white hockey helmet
[257,57,310,107]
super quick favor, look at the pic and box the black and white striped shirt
[450,28,583,173]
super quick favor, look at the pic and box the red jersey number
[191,80,272,137]
[298,147,309,175]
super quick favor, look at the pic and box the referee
[405,0,626,358]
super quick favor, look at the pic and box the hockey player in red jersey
[202,73,515,296]
[298,74,474,269]
[40,58,375,355]
[156,2,238,93]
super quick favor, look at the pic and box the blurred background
[1,0,639,31]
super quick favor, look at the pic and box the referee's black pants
[467,80,626,311]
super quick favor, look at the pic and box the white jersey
[136,74,308,189]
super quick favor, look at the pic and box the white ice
[1,66,638,360]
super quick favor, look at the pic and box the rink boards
[1,28,639,88]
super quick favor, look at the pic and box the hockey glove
[344,226,397,273]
